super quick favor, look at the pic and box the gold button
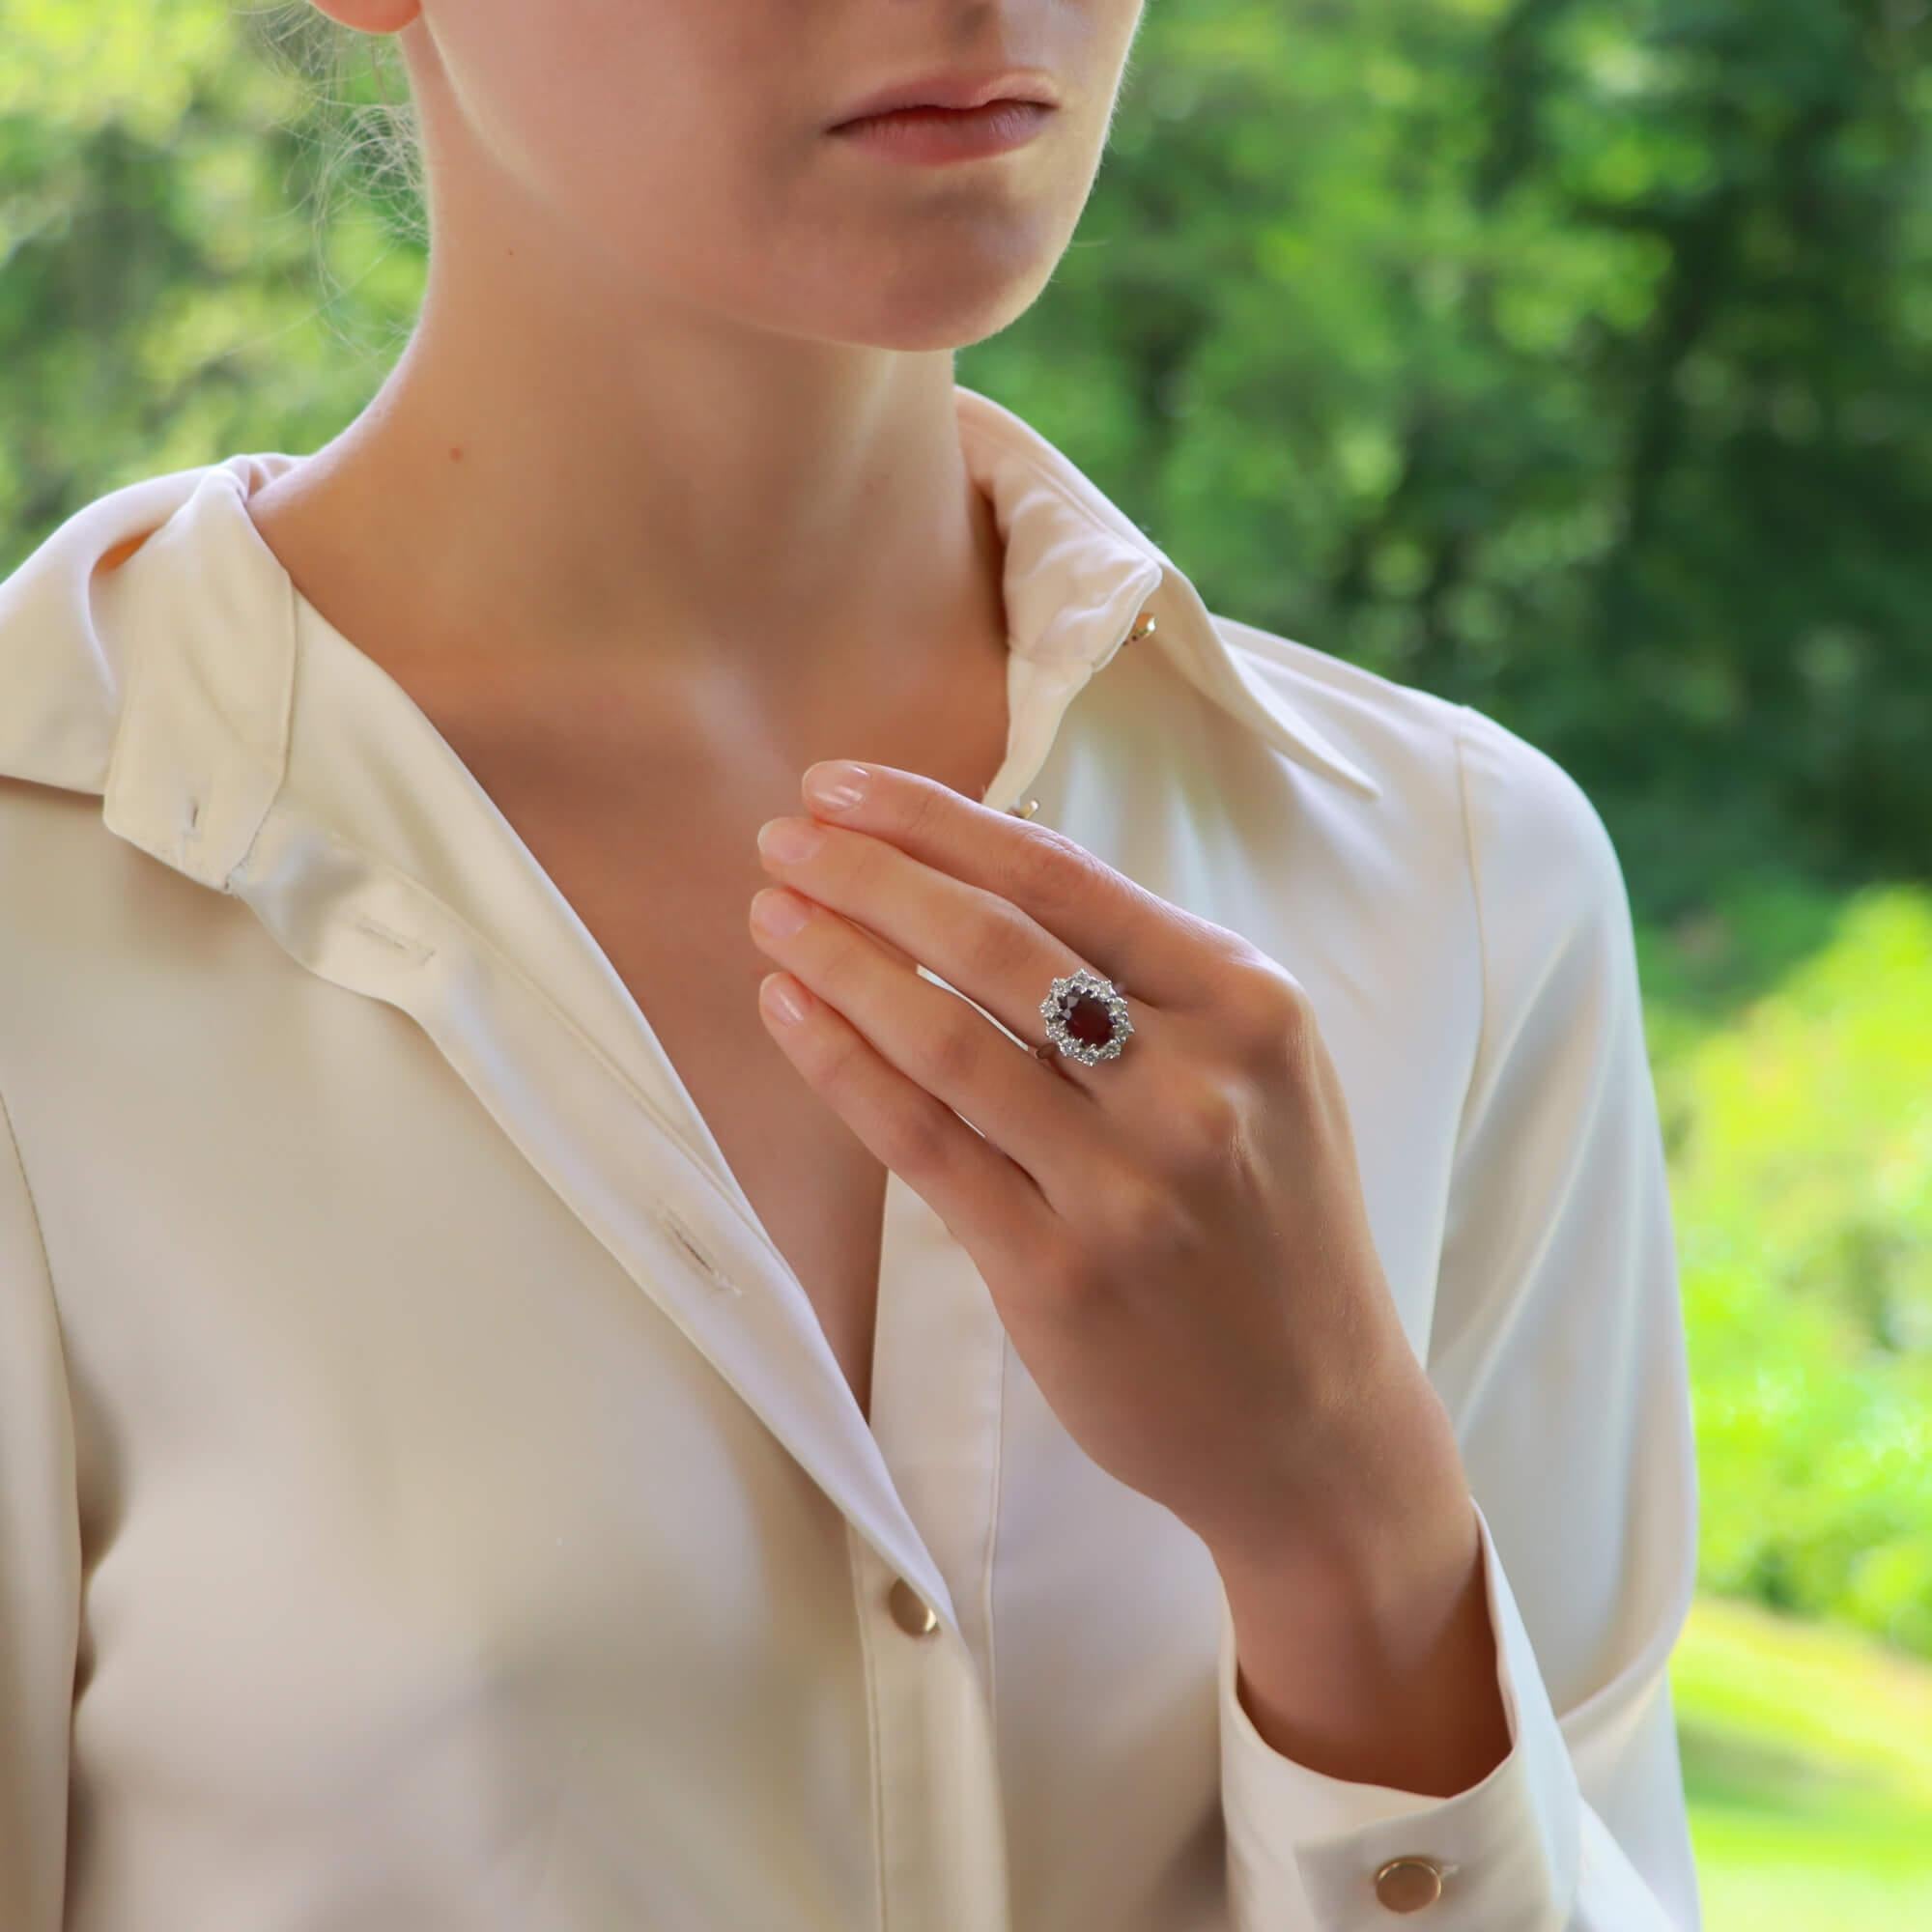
[887,1577,939,1637]
[1373,1856,1445,1913]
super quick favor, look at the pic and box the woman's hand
[747,756,1463,1585]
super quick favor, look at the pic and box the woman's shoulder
[1210,605,1596,810]
[0,462,259,971]
[1208,603,1627,932]
[0,460,257,801]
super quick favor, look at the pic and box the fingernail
[752,888,810,937]
[757,815,824,863]
[804,761,868,811]
[762,974,810,1025]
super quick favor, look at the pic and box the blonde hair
[254,2,426,249]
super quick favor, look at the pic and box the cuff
[1218,1497,1583,1930]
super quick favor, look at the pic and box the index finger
[798,759,1239,1009]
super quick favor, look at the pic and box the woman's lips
[829,99,1056,165]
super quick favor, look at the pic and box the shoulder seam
[1448,703,1492,1175]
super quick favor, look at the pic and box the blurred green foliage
[4,0,1929,897]
[980,0,1932,912]
[3,0,1927,1682]
[1650,884,1932,1655]
[1671,1590,1932,1919]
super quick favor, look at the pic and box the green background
[4,3,1927,1921]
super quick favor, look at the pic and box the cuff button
[1374,1856,1446,1913]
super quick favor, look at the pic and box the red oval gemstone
[1062,990,1115,1049]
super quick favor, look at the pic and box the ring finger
[748,883,1104,1187]
[755,815,1148,1103]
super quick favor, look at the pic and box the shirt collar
[954,384,1379,799]
[0,382,1378,892]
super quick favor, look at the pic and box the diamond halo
[1037,967,1134,1067]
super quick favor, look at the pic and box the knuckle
[1009,824,1094,911]
[900,778,954,847]
[814,1029,869,1114]
[1164,1076,1246,1166]
[961,897,1039,983]
[1229,957,1313,1059]
[840,828,895,898]
[817,908,869,979]
[877,1100,952,1179]
[1104,1171,1188,1258]
[920,1007,986,1090]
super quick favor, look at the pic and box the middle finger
[755,813,1137,1093]
[748,876,1093,1179]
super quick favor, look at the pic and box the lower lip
[829,100,1056,165]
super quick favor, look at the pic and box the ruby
[1061,991,1116,1049]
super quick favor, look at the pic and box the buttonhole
[660,1207,741,1296]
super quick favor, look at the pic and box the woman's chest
[525,820,895,1428]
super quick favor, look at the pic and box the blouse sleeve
[0,1077,80,1931]
[1216,703,1705,1930]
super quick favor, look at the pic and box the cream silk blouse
[0,384,1702,1930]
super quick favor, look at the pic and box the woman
[0,3,1702,1927]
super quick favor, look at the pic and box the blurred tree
[4,1,1925,900]
[969,0,1932,908]
[1662,883,1932,1655]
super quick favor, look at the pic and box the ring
[1036,967,1134,1067]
